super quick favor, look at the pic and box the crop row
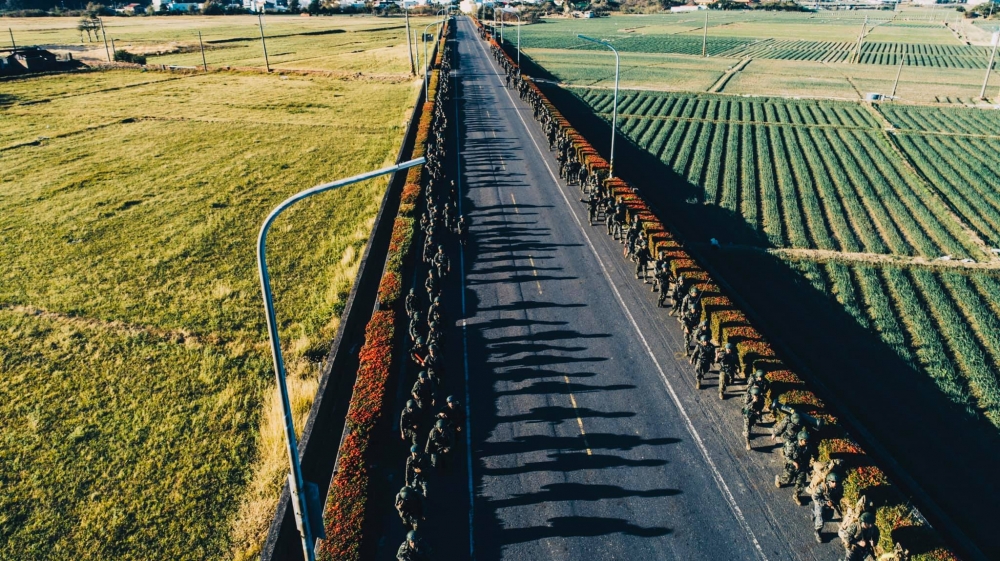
[591,90,974,258]
[583,88,877,128]
[880,103,1000,136]
[894,134,1000,247]
[522,71,955,560]
[521,25,990,68]
[789,259,1000,429]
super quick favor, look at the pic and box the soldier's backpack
[805,459,843,496]
[837,494,869,546]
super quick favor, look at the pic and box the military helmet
[410,444,420,454]
[826,472,841,484]
[754,369,765,379]
[406,399,416,409]
[725,343,733,351]
[433,296,440,304]
[418,371,428,381]
[690,287,699,295]
[438,245,444,251]
[790,412,802,425]
[699,335,708,343]
[797,429,810,442]
[415,336,425,346]
[406,530,420,542]
[749,386,761,396]
[400,486,412,498]
[699,320,707,328]
[446,395,455,404]
[409,288,415,295]
[860,512,875,525]
[413,310,422,319]
[435,419,447,429]
[428,343,439,354]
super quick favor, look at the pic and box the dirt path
[689,243,1000,271]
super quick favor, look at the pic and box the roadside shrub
[113,49,146,65]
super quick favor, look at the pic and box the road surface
[376,17,843,561]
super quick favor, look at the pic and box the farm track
[699,243,1000,271]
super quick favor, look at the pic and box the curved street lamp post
[578,34,619,178]
[422,20,441,99]
[256,157,426,561]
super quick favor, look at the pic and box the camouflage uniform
[742,386,764,450]
[775,432,813,504]
[394,487,424,529]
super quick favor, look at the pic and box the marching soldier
[842,512,879,561]
[409,311,423,342]
[457,214,468,246]
[410,337,428,368]
[433,245,450,279]
[810,471,843,543]
[743,386,764,450]
[655,264,672,306]
[772,410,805,443]
[425,418,454,470]
[423,343,442,380]
[405,444,430,498]
[405,288,418,318]
[400,399,421,445]
[425,269,439,301]
[691,335,716,389]
[682,313,699,357]
[437,395,466,434]
[411,371,435,411]
[716,342,739,399]
[428,297,442,325]
[668,275,687,316]
[396,530,431,561]
[774,429,814,504]
[635,240,651,281]
[394,486,425,530]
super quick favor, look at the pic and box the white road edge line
[467,20,770,561]
[452,37,477,561]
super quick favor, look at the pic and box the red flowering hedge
[514,62,954,560]
[319,18,450,561]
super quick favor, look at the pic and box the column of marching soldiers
[392,24,466,561]
[479,19,886,561]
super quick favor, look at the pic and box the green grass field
[0,20,421,556]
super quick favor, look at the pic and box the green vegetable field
[577,88,979,258]
[567,85,1000,435]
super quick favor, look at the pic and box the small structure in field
[1,47,80,77]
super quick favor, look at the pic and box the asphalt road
[376,17,845,561]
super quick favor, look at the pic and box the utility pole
[99,17,111,62]
[853,15,868,63]
[110,37,116,60]
[702,9,708,58]
[199,30,208,71]
[8,28,15,50]
[258,12,270,72]
[890,54,904,100]
[980,31,999,99]
[404,7,415,76]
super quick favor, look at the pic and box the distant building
[670,4,705,11]
[117,2,144,13]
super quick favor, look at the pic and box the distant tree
[307,0,318,13]
[201,0,225,14]
[289,0,299,11]
[77,17,100,41]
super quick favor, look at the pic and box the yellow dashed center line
[564,375,593,456]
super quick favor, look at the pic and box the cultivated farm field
[516,12,1000,103]
[0,22,421,558]
[563,83,1000,441]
